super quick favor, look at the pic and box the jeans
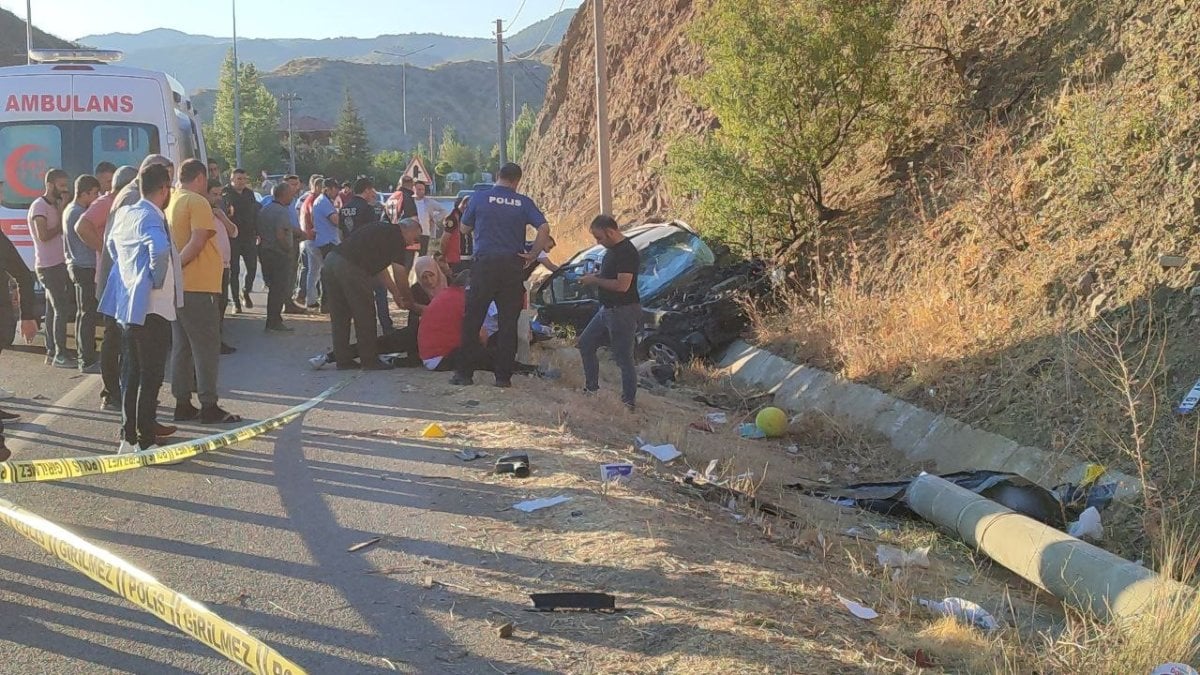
[374,285,393,332]
[171,292,221,408]
[323,252,379,367]
[325,325,416,363]
[297,240,311,299]
[100,315,123,406]
[458,256,525,383]
[68,264,99,366]
[260,249,289,324]
[121,314,170,448]
[229,236,258,302]
[305,242,325,305]
[36,262,71,360]
[578,303,642,406]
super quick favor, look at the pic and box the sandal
[200,406,243,425]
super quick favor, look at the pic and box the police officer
[451,163,551,388]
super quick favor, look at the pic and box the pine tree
[507,104,537,163]
[332,90,371,178]
[205,50,282,175]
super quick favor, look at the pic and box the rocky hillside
[0,7,74,66]
[523,0,1200,506]
[521,0,709,242]
[191,58,550,152]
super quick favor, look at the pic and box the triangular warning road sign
[405,157,433,186]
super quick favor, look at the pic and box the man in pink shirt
[28,169,72,368]
[77,165,138,409]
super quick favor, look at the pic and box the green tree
[205,50,281,175]
[371,150,407,189]
[332,90,371,178]
[486,144,501,176]
[667,0,897,254]
[434,160,453,178]
[507,104,537,163]
[438,126,475,175]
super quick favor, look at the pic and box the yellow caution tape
[0,494,306,674]
[0,376,356,484]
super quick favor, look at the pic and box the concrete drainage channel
[716,340,1139,498]
[713,341,1200,625]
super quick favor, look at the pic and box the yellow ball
[755,407,788,437]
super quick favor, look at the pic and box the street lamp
[374,44,435,138]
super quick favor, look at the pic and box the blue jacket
[98,199,183,326]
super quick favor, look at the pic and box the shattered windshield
[632,228,714,299]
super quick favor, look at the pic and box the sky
[3,0,583,41]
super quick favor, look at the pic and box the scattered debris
[600,463,633,483]
[421,423,447,438]
[1066,506,1103,540]
[1159,254,1187,268]
[348,537,382,553]
[738,423,766,439]
[785,444,800,456]
[688,419,715,433]
[456,449,489,462]
[460,400,480,408]
[706,412,728,425]
[1152,664,1200,675]
[875,544,931,569]
[1178,377,1200,414]
[513,496,571,513]
[495,453,531,478]
[638,441,682,463]
[529,592,617,612]
[919,597,999,631]
[496,622,515,639]
[838,596,879,620]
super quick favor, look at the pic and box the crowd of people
[0,156,646,463]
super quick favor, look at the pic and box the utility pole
[429,118,436,192]
[25,0,32,63]
[282,93,301,175]
[593,0,613,214]
[496,19,507,166]
[402,62,408,135]
[232,0,243,169]
[512,73,517,129]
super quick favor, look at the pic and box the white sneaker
[116,440,138,455]
[0,386,14,400]
[308,354,328,370]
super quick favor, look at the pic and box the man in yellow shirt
[168,159,242,425]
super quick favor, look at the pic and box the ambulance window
[91,124,155,172]
[0,124,63,209]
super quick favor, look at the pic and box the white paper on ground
[919,597,999,631]
[706,412,728,425]
[513,496,571,513]
[837,596,879,620]
[639,443,682,462]
[1067,506,1103,540]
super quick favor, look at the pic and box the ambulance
[0,49,207,273]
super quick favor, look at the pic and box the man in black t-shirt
[222,168,261,312]
[578,215,642,410]
[320,217,422,370]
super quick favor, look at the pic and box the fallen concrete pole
[905,473,1191,622]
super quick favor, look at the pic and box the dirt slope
[521,0,709,245]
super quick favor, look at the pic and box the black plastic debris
[792,470,1071,528]
[529,592,617,612]
[495,453,531,478]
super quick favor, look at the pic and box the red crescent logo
[4,144,46,198]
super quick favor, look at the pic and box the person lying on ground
[418,271,537,375]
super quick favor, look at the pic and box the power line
[508,0,529,27]
[503,42,548,89]
[509,0,568,61]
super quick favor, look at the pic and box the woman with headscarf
[307,255,445,370]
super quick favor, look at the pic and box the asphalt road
[0,290,553,674]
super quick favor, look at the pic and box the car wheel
[641,335,691,366]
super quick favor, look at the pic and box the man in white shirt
[412,181,448,256]
[99,164,183,454]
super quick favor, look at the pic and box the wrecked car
[533,220,769,365]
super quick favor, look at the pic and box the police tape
[0,495,306,675]
[0,375,356,484]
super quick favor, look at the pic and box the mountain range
[78,9,575,92]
